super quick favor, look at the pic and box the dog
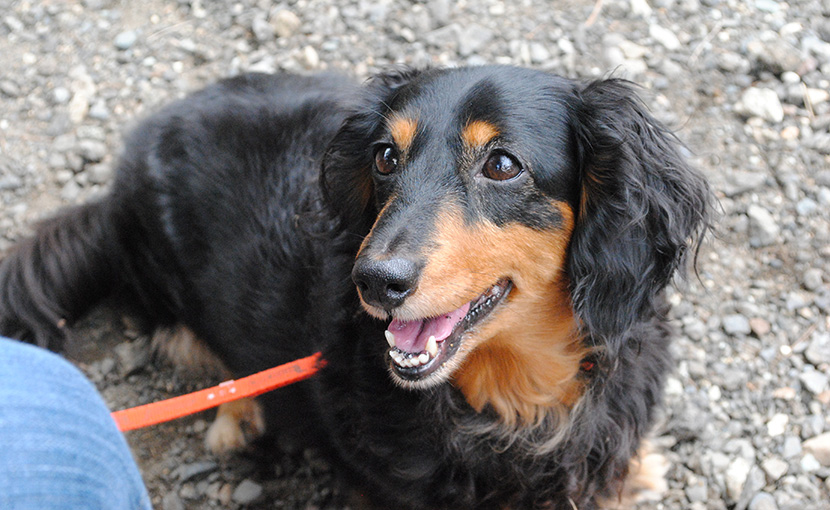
[0,66,711,509]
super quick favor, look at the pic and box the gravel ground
[2,0,830,508]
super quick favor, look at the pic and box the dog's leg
[150,325,266,455]
[600,440,669,509]
[205,398,266,455]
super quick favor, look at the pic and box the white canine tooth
[385,330,396,348]
[426,336,438,357]
[419,352,430,364]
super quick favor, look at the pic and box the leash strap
[111,352,324,432]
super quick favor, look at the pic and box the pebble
[746,38,804,75]
[725,457,752,501]
[271,9,301,38]
[746,205,780,247]
[251,15,273,42]
[782,436,802,459]
[799,368,829,395]
[749,317,771,337]
[723,314,751,336]
[175,461,219,483]
[114,30,137,50]
[802,432,830,466]
[736,88,784,123]
[805,332,830,365]
[766,413,789,437]
[77,139,108,163]
[458,24,493,56]
[231,479,263,505]
[800,453,821,473]
[761,457,788,481]
[748,492,778,510]
[0,80,21,98]
[649,24,681,51]
[113,337,150,376]
[161,492,185,510]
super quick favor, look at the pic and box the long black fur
[0,66,710,509]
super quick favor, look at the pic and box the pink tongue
[387,303,471,354]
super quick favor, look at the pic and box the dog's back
[0,73,358,367]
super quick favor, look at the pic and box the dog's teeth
[410,355,422,367]
[385,330,396,348]
[426,336,438,357]
[418,352,430,364]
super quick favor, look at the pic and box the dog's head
[322,66,709,423]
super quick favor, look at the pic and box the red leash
[112,352,324,432]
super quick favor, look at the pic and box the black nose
[352,257,420,310]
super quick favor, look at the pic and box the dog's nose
[352,257,419,310]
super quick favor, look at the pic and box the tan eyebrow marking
[388,116,418,152]
[462,120,500,148]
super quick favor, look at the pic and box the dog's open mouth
[384,278,513,383]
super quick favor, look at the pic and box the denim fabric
[0,337,152,510]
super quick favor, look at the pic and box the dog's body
[0,67,710,509]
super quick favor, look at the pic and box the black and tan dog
[0,66,710,509]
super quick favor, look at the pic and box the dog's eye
[482,152,522,181]
[374,146,399,175]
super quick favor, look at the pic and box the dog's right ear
[320,67,422,234]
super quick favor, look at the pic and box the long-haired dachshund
[0,66,710,509]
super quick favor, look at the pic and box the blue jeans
[0,337,152,510]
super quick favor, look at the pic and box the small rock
[800,453,821,472]
[176,461,219,483]
[802,432,830,466]
[113,337,150,376]
[749,317,771,336]
[796,198,818,216]
[761,457,788,481]
[723,314,752,336]
[746,38,805,75]
[629,0,653,17]
[251,15,273,42]
[736,466,766,510]
[649,24,681,51]
[722,170,767,197]
[805,332,830,365]
[748,492,778,510]
[52,87,71,104]
[747,205,780,247]
[85,163,111,184]
[0,80,21,98]
[114,30,137,50]
[805,87,830,106]
[736,88,784,123]
[300,46,319,69]
[458,24,493,56]
[61,180,82,202]
[232,479,263,505]
[725,457,752,501]
[685,478,708,503]
[161,492,185,510]
[77,139,108,163]
[799,368,829,395]
[0,175,23,191]
[772,387,796,400]
[271,9,301,38]
[782,436,802,459]
[766,413,789,437]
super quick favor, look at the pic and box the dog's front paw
[205,398,265,455]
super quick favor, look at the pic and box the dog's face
[322,66,709,422]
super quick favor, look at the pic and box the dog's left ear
[320,67,422,235]
[568,79,711,354]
